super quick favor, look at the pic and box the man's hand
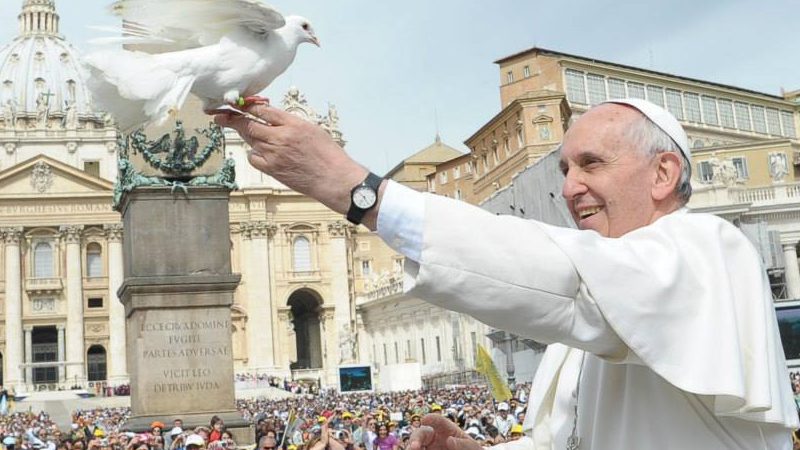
[214,105,383,229]
[408,415,481,450]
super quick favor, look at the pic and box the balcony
[690,181,800,211]
[25,277,63,295]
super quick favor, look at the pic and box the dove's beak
[309,35,321,47]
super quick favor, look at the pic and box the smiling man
[216,98,797,449]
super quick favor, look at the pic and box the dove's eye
[302,23,310,31]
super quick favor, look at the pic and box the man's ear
[652,152,683,202]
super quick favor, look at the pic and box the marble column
[61,225,85,384]
[328,221,355,364]
[243,222,275,372]
[57,324,65,383]
[104,224,127,383]
[784,242,800,300]
[23,326,32,385]
[3,227,23,389]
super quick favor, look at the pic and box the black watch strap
[346,172,384,225]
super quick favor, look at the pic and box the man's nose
[561,170,587,201]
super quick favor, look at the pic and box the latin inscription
[141,319,232,395]
[0,203,112,215]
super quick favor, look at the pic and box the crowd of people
[0,384,530,450]
[233,375,318,396]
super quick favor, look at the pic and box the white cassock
[376,182,799,450]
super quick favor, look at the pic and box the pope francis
[216,98,799,449]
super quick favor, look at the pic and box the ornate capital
[242,221,277,240]
[4,143,16,155]
[59,225,84,244]
[103,223,124,243]
[328,221,349,238]
[252,221,276,239]
[239,222,253,240]
[2,227,23,245]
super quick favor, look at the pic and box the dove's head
[284,16,320,48]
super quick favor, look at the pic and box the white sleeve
[376,180,424,262]
[378,184,625,359]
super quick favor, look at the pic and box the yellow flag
[475,344,512,402]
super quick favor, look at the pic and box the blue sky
[0,0,798,173]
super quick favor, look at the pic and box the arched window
[86,243,102,278]
[293,236,312,272]
[87,345,107,381]
[33,242,53,278]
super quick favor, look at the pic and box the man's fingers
[407,426,435,450]
[243,104,291,126]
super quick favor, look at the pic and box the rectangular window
[734,102,752,131]
[698,161,713,182]
[646,85,664,107]
[453,166,460,179]
[607,78,626,99]
[439,171,447,184]
[781,111,796,138]
[751,105,767,134]
[684,93,701,122]
[33,242,54,278]
[565,69,587,104]
[83,161,100,178]
[436,336,442,362]
[586,73,607,105]
[702,96,719,126]
[766,108,782,135]
[466,162,473,174]
[455,189,462,201]
[427,177,435,192]
[627,82,646,100]
[88,297,104,309]
[665,90,684,120]
[361,260,371,277]
[393,258,403,273]
[718,99,735,128]
[732,156,749,179]
[421,338,426,364]
[523,65,531,78]
[506,71,514,84]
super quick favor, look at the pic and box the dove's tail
[83,50,196,132]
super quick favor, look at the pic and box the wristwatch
[347,172,383,225]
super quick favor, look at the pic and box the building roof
[385,135,463,177]
[494,47,790,102]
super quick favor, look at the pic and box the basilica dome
[0,0,97,124]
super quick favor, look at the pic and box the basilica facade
[0,0,495,392]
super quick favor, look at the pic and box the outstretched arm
[215,105,386,230]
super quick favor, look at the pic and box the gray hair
[625,115,693,206]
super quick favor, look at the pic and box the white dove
[84,0,319,131]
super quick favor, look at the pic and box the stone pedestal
[117,187,251,444]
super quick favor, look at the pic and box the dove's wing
[105,0,286,52]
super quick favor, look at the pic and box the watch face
[353,186,377,209]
